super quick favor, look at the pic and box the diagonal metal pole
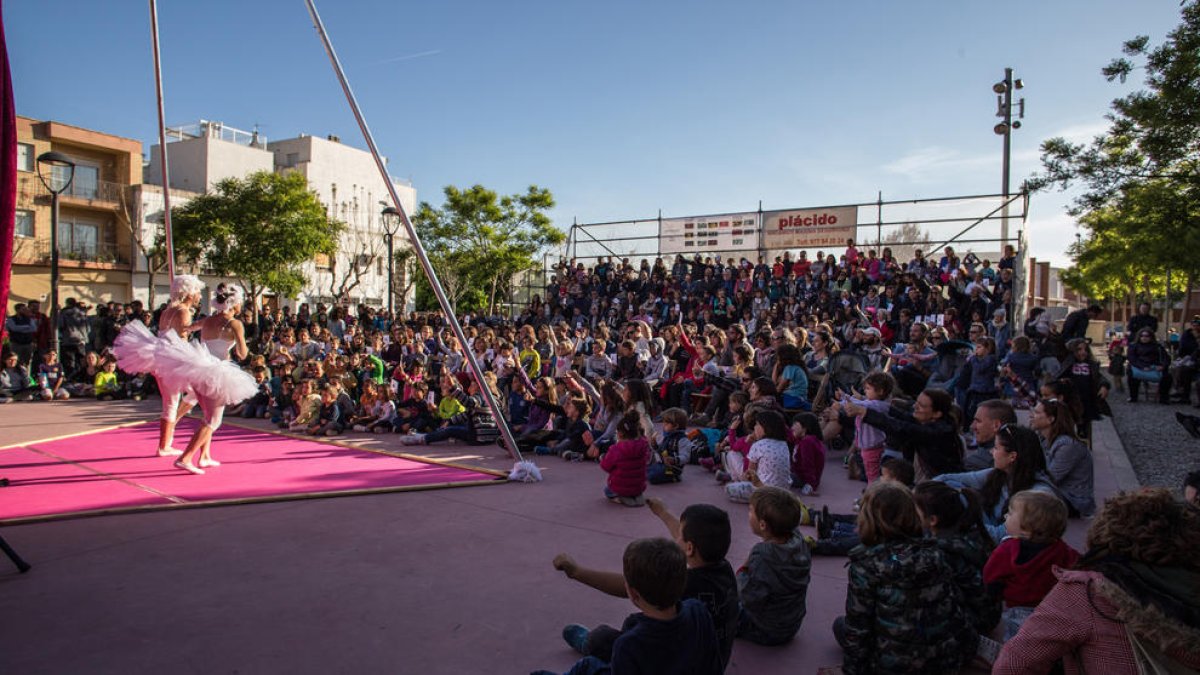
[148,0,175,280]
[303,0,523,462]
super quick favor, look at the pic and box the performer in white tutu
[112,274,204,457]
[167,283,257,475]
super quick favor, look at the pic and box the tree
[411,184,565,315]
[880,222,932,263]
[170,171,343,315]
[1029,1,1200,329]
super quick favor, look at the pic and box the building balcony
[18,239,131,269]
[19,174,126,210]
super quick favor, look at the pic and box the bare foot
[174,459,205,475]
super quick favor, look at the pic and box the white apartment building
[146,120,417,313]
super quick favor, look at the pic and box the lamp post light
[381,206,401,321]
[992,68,1025,249]
[36,151,76,362]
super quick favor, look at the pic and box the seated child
[239,366,271,419]
[37,350,69,400]
[505,376,530,428]
[393,381,435,433]
[535,538,722,675]
[552,498,739,670]
[308,383,344,437]
[93,359,122,401]
[834,481,978,674]
[983,489,1080,641]
[912,481,1001,635]
[700,391,748,472]
[286,380,322,432]
[725,410,793,504]
[648,407,688,485]
[736,486,811,646]
[810,456,915,556]
[536,394,592,461]
[599,410,651,507]
[790,412,827,495]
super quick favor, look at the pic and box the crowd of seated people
[5,240,1199,673]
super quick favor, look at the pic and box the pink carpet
[0,419,504,523]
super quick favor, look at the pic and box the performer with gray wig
[112,274,205,456]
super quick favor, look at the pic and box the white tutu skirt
[113,322,255,406]
[137,330,258,407]
[112,321,161,375]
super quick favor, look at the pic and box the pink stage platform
[0,418,504,524]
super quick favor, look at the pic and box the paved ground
[0,398,1135,674]
[1106,392,1200,491]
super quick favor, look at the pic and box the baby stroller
[926,339,974,394]
[812,350,871,411]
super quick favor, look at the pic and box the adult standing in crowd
[4,303,38,369]
[1126,302,1159,338]
[58,298,91,380]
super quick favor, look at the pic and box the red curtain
[0,0,15,339]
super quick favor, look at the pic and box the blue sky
[8,0,1187,266]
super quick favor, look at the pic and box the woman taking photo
[934,424,1059,544]
[1029,397,1095,517]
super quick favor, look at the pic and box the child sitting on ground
[834,481,978,674]
[599,410,651,507]
[810,456,916,556]
[648,407,688,485]
[551,498,739,670]
[308,383,344,437]
[37,350,69,400]
[287,380,322,432]
[983,489,1080,641]
[912,481,1001,636]
[700,391,748,472]
[790,412,827,495]
[535,538,722,675]
[393,381,434,434]
[536,394,592,461]
[837,372,895,483]
[725,410,793,503]
[94,359,122,401]
[736,486,811,646]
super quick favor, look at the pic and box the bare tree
[310,225,386,305]
[880,222,932,262]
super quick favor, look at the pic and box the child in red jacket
[600,410,651,507]
[983,489,1080,640]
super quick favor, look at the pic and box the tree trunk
[1183,273,1195,335]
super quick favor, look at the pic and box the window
[17,143,33,172]
[57,217,101,259]
[69,164,99,199]
[15,210,33,237]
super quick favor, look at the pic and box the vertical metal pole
[875,191,882,250]
[1000,67,1013,251]
[386,232,394,318]
[49,192,60,361]
[304,0,522,462]
[149,0,175,280]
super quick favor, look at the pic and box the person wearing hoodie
[994,489,1200,674]
[834,481,977,675]
[735,486,811,646]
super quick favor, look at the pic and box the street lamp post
[992,67,1025,249]
[36,151,76,363]
[381,206,400,321]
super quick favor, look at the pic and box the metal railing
[21,174,126,204]
[29,238,130,266]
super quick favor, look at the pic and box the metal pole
[303,0,522,462]
[1000,67,1012,251]
[875,190,882,250]
[149,0,175,280]
[49,192,60,361]
[386,232,394,318]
